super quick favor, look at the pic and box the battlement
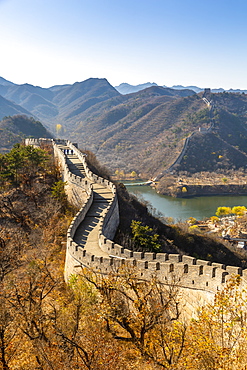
[25,138,54,145]
[30,138,247,306]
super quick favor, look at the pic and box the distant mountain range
[114,82,159,94]
[114,82,247,95]
[0,76,247,178]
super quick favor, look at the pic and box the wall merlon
[143,252,156,260]
[212,262,226,269]
[226,266,242,275]
[242,270,247,280]
[136,260,149,270]
[155,253,169,261]
[167,254,182,263]
[123,249,134,258]
[182,255,196,265]
[187,264,201,274]
[110,244,124,256]
[133,251,145,259]
[203,265,217,278]
[196,259,212,266]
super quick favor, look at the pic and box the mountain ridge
[115,82,247,95]
[0,76,246,179]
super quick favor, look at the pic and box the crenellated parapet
[28,138,247,310]
[24,137,54,148]
[53,140,92,207]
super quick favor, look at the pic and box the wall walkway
[25,138,247,316]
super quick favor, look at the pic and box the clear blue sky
[0,0,247,89]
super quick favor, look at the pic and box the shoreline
[114,173,247,199]
[156,184,247,198]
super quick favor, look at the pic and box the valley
[0,76,247,198]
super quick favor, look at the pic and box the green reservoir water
[125,184,247,222]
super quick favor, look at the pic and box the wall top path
[25,138,247,299]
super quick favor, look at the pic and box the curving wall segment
[25,138,247,312]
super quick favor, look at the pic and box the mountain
[171,85,203,93]
[115,82,158,94]
[0,76,247,179]
[164,91,247,174]
[0,94,32,119]
[0,77,120,127]
[115,82,247,95]
[116,83,229,95]
[170,85,247,94]
[0,76,15,86]
[67,89,247,178]
[0,115,53,152]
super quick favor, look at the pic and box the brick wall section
[25,138,247,312]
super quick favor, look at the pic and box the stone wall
[26,138,247,313]
[53,141,92,207]
[51,140,120,280]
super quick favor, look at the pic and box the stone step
[65,150,113,257]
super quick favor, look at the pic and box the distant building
[199,127,208,133]
[203,88,211,98]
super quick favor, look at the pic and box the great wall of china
[25,137,247,316]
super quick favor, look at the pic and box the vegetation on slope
[156,169,247,197]
[1,144,247,369]
[83,149,246,266]
[1,79,247,179]
[175,131,247,173]
[0,115,53,152]
[115,182,245,266]
[71,90,247,179]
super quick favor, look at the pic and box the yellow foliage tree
[56,124,62,135]
[130,171,137,177]
[187,275,247,370]
[215,206,232,217]
[82,266,188,369]
[232,206,246,217]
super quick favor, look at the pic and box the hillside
[0,77,196,176]
[0,77,247,179]
[0,78,120,126]
[0,115,53,152]
[1,143,247,369]
[170,92,247,174]
[0,94,31,119]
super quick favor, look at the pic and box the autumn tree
[215,206,232,217]
[82,266,188,369]
[232,206,246,217]
[187,275,247,370]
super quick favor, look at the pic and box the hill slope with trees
[0,115,53,152]
[0,77,247,179]
[1,143,247,369]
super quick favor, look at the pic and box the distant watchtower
[203,88,211,98]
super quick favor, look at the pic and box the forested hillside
[0,115,53,152]
[1,143,247,369]
[0,77,247,178]
[171,92,247,174]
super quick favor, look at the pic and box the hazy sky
[0,0,247,89]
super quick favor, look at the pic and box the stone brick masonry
[25,138,247,316]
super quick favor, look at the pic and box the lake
[125,183,247,222]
